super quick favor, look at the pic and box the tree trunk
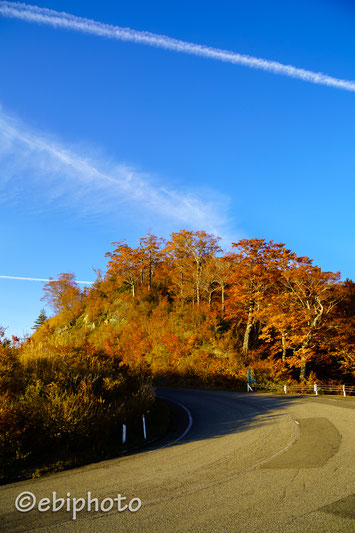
[299,360,307,381]
[196,281,200,307]
[148,262,152,291]
[281,332,286,362]
[242,300,254,358]
[148,252,152,291]
[196,262,201,307]
[221,284,225,314]
[299,308,323,381]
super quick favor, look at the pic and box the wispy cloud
[0,109,232,237]
[1,2,355,92]
[0,275,93,284]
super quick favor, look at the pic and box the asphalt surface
[1,388,355,532]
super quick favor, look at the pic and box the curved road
[1,389,355,532]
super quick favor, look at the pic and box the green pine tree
[32,309,48,330]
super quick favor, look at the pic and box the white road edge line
[154,399,193,450]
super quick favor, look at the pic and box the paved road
[1,389,355,532]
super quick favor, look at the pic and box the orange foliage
[22,230,354,385]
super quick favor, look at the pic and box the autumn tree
[42,273,83,313]
[0,327,10,348]
[202,255,232,313]
[164,230,222,306]
[326,279,355,378]
[280,261,341,380]
[201,256,221,308]
[227,239,297,358]
[256,253,342,380]
[106,241,144,298]
[139,232,165,291]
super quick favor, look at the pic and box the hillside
[23,230,355,386]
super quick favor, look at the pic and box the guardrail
[283,383,355,396]
[247,382,354,396]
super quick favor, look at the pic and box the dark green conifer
[32,309,48,330]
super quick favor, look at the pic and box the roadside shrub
[0,342,154,482]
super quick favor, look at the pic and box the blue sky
[1,0,354,338]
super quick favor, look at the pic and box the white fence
[282,383,353,397]
[247,381,354,396]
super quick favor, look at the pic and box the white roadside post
[142,415,147,440]
[343,384,346,397]
[122,424,127,444]
[247,368,254,392]
[314,383,318,396]
[284,384,287,394]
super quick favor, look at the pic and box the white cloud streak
[0,275,93,284]
[0,109,235,283]
[1,2,355,92]
[0,109,231,237]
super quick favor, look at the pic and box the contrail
[0,275,93,284]
[0,2,355,92]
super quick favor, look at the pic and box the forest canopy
[22,230,355,385]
